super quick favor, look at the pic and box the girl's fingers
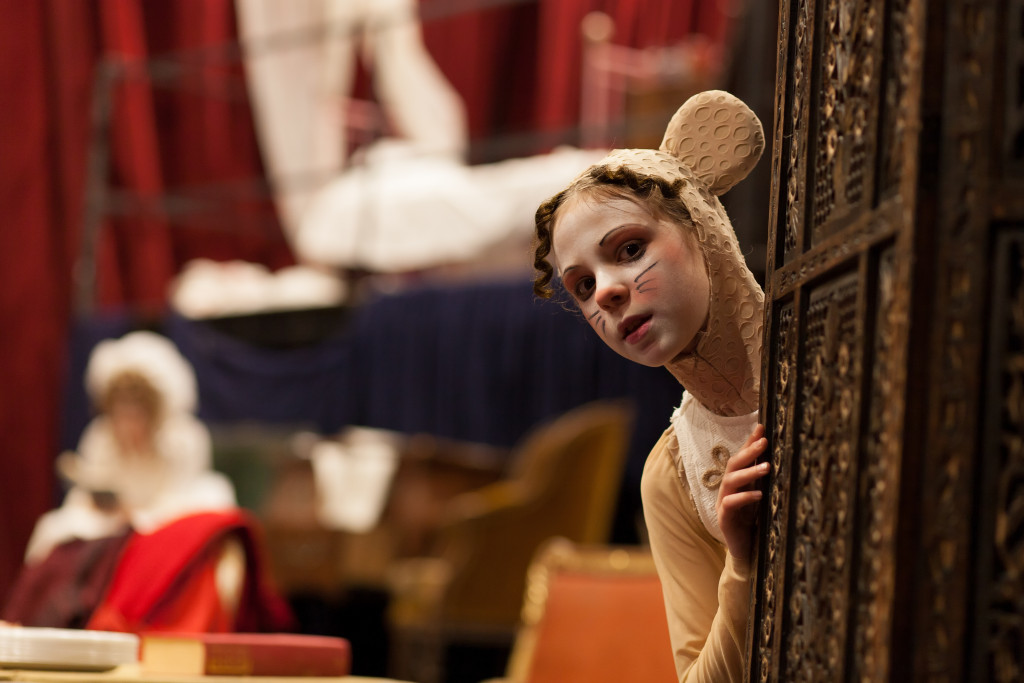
[742,423,765,448]
[720,489,763,511]
[727,434,768,473]
[721,460,769,493]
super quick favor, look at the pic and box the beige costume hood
[582,90,765,416]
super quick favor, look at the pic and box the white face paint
[552,195,710,368]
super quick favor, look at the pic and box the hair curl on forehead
[531,164,692,299]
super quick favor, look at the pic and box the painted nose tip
[596,285,628,309]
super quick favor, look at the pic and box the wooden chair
[487,537,676,683]
[386,400,634,683]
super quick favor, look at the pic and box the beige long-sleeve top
[641,426,752,682]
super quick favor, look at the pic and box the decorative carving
[921,2,993,679]
[772,199,901,298]
[765,0,1010,680]
[756,304,796,683]
[784,0,814,258]
[849,247,906,683]
[812,0,880,241]
[983,235,1024,682]
[878,0,912,195]
[782,274,860,682]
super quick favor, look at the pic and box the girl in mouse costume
[533,90,769,681]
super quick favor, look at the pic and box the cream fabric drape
[235,0,467,244]
[238,1,606,274]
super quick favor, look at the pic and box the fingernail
[759,462,769,472]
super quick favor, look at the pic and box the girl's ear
[659,90,765,197]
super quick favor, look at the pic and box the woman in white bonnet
[533,91,770,681]
[24,331,236,563]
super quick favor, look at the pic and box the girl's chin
[605,330,686,367]
[619,345,672,368]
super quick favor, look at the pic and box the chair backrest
[435,400,634,626]
[503,398,633,542]
[505,537,676,683]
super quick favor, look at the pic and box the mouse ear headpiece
[536,90,767,414]
[584,90,764,200]
[659,90,764,196]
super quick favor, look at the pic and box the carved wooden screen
[751,0,1022,681]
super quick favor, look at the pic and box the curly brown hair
[531,164,693,299]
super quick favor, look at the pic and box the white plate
[0,627,138,671]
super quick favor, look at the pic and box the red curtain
[0,0,80,604]
[0,0,292,603]
[0,0,730,603]
[422,0,729,153]
[94,0,294,311]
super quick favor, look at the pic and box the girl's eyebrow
[598,225,629,246]
[559,223,641,277]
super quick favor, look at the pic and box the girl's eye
[574,276,596,299]
[619,241,645,261]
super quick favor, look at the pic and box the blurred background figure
[25,331,235,564]
[4,331,291,635]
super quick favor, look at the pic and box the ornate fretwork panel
[848,246,905,683]
[755,303,797,682]
[762,0,1012,681]
[811,0,882,242]
[914,3,995,680]
[974,230,1024,683]
[782,0,815,260]
[781,273,860,683]
[761,1,923,681]
[877,0,912,197]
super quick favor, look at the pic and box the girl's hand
[716,424,769,565]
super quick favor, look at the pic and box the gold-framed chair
[386,400,635,683]
[490,536,675,683]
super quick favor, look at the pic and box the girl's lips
[623,316,653,344]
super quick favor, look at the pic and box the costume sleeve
[640,429,751,682]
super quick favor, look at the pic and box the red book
[139,632,351,677]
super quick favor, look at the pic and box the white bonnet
[84,331,198,415]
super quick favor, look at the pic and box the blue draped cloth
[62,278,683,540]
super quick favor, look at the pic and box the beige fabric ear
[659,90,764,196]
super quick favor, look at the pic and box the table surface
[0,666,412,683]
